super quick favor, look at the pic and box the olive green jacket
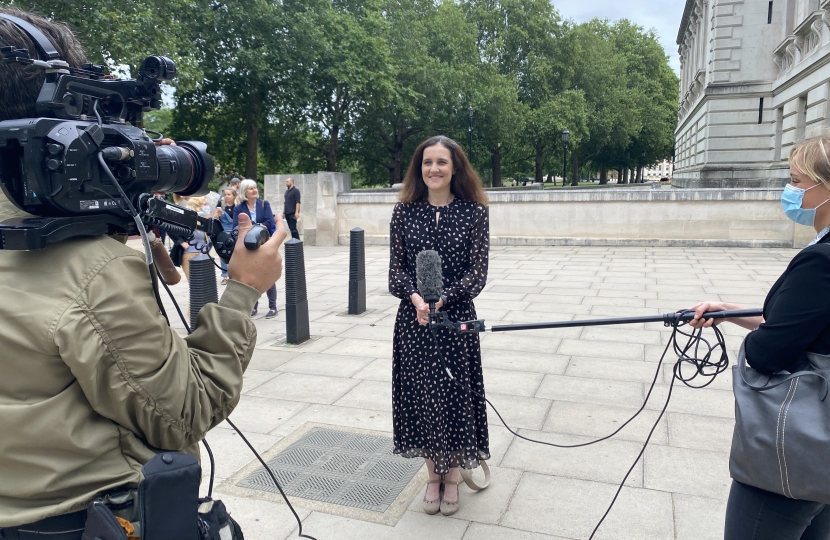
[0,197,261,526]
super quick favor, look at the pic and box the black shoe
[265,309,277,319]
[250,308,258,317]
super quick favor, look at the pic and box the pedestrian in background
[234,179,280,318]
[180,196,211,282]
[284,177,301,240]
[215,187,238,285]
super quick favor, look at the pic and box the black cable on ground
[202,438,216,499]
[158,257,315,539]
[429,316,730,540]
[226,418,318,540]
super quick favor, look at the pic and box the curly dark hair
[0,7,87,121]
[399,135,488,205]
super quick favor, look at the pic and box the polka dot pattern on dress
[388,198,490,475]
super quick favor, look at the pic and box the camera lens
[153,141,213,196]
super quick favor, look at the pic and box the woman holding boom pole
[690,135,830,539]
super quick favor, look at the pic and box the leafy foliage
[1,0,679,185]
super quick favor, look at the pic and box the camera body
[0,14,222,254]
[0,117,209,219]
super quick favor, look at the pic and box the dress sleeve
[443,204,489,305]
[745,246,830,372]
[389,203,417,300]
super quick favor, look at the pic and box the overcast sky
[553,0,685,74]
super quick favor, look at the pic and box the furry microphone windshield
[416,249,443,304]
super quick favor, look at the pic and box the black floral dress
[388,198,490,474]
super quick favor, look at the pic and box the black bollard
[348,227,366,315]
[189,254,218,329]
[284,238,310,344]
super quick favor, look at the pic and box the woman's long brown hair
[399,136,488,205]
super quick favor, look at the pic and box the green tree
[168,0,288,180]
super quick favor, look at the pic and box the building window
[768,1,773,23]
[759,97,764,124]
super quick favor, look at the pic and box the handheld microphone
[416,250,443,312]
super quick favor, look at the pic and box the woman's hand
[688,301,731,328]
[411,294,445,326]
[411,293,430,326]
[687,301,763,330]
[180,241,189,250]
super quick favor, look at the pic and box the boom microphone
[416,250,443,311]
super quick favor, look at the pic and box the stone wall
[265,174,812,248]
[264,172,351,246]
[336,188,814,248]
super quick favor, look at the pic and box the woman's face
[790,167,829,209]
[421,144,454,193]
[223,190,235,205]
[246,185,258,201]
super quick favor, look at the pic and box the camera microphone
[416,249,443,312]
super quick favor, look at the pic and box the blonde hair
[789,135,830,188]
[186,196,207,213]
[222,187,239,206]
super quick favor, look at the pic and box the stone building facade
[674,0,830,188]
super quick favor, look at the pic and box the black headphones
[0,13,63,62]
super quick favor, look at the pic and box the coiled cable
[429,316,730,539]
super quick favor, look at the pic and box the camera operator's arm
[148,231,180,285]
[53,214,286,450]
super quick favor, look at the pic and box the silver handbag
[729,339,830,504]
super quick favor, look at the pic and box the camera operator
[0,8,287,537]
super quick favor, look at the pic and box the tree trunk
[491,145,502,187]
[534,142,544,184]
[326,124,339,172]
[389,133,404,186]
[622,167,629,184]
[546,172,552,185]
[599,163,608,185]
[570,156,579,186]
[245,93,259,179]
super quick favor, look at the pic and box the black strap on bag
[139,452,200,540]
[81,502,127,540]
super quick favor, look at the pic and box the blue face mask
[781,183,829,226]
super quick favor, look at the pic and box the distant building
[644,159,674,180]
[674,0,830,188]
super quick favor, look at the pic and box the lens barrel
[153,141,213,196]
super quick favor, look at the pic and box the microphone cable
[428,315,730,539]
[153,251,317,540]
[95,153,315,537]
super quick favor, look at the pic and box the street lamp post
[562,130,570,187]
[468,106,475,167]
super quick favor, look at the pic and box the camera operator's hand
[228,213,286,293]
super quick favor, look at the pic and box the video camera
[0,14,246,261]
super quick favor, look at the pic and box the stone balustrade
[264,173,812,249]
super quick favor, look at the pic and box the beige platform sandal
[439,476,462,516]
[423,476,443,515]
[440,461,492,517]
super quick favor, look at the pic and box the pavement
[136,240,795,540]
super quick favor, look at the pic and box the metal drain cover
[237,427,422,513]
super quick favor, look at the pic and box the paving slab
[501,473,675,540]
[135,242,797,538]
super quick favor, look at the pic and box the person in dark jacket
[234,179,279,318]
[690,135,830,539]
[283,177,301,240]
